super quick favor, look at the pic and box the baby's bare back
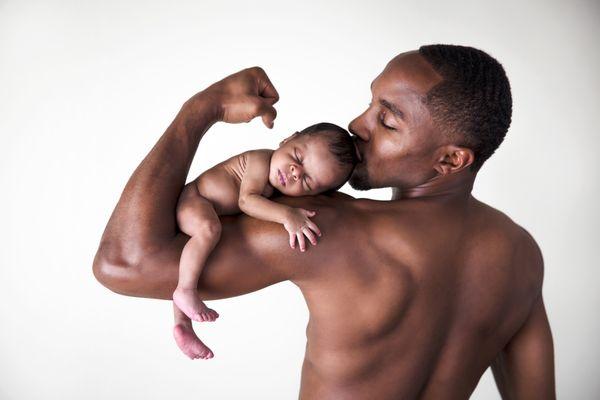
[190,150,274,215]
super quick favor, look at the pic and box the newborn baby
[173,122,358,359]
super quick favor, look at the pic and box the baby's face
[269,133,348,196]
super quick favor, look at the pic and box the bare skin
[93,55,555,399]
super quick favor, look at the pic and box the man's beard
[349,163,371,190]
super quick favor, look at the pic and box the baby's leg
[173,182,221,323]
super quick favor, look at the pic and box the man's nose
[348,112,370,142]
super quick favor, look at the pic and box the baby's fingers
[300,208,317,217]
[296,232,307,252]
[302,227,318,246]
[306,221,322,237]
[289,232,296,249]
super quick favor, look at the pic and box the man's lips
[278,169,286,186]
[353,138,364,162]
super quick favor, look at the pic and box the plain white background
[1,0,598,398]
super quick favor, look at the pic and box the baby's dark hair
[297,122,358,191]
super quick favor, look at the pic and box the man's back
[295,195,544,399]
[93,63,555,400]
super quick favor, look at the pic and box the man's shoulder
[473,198,540,247]
[268,192,386,240]
[271,191,382,218]
[472,198,544,289]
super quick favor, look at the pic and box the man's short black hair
[418,44,512,171]
[298,122,358,191]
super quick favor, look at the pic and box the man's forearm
[94,93,217,278]
[93,66,281,298]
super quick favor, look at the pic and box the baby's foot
[173,287,219,323]
[173,323,214,360]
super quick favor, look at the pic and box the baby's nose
[290,165,301,181]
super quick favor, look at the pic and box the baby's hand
[283,208,322,252]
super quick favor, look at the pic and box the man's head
[349,44,512,191]
[269,122,358,196]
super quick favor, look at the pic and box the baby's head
[269,122,358,196]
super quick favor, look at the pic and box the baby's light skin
[172,130,351,359]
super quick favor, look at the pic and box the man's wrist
[180,91,221,125]
[166,92,220,143]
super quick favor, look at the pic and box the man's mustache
[352,136,364,162]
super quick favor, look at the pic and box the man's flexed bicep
[116,215,290,300]
[491,296,556,400]
[196,197,343,300]
[96,195,344,301]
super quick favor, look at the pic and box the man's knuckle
[249,100,261,114]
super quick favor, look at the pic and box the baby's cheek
[283,187,297,197]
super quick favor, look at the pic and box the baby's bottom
[172,181,223,359]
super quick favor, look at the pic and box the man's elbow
[92,242,140,296]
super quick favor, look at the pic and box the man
[93,44,555,399]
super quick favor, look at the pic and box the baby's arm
[238,151,321,251]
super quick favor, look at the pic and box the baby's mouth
[278,169,286,186]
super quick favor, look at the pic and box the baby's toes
[191,312,203,322]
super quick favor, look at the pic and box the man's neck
[391,169,476,202]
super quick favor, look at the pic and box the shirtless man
[93,44,556,399]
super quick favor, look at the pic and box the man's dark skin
[93,50,556,399]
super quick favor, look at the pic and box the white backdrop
[1,0,598,398]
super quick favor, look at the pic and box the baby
[172,122,358,360]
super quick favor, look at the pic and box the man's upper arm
[491,296,556,399]
[492,231,555,399]
[121,195,348,301]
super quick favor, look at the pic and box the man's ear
[433,145,475,175]
[280,131,300,147]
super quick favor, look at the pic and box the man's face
[349,51,446,191]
